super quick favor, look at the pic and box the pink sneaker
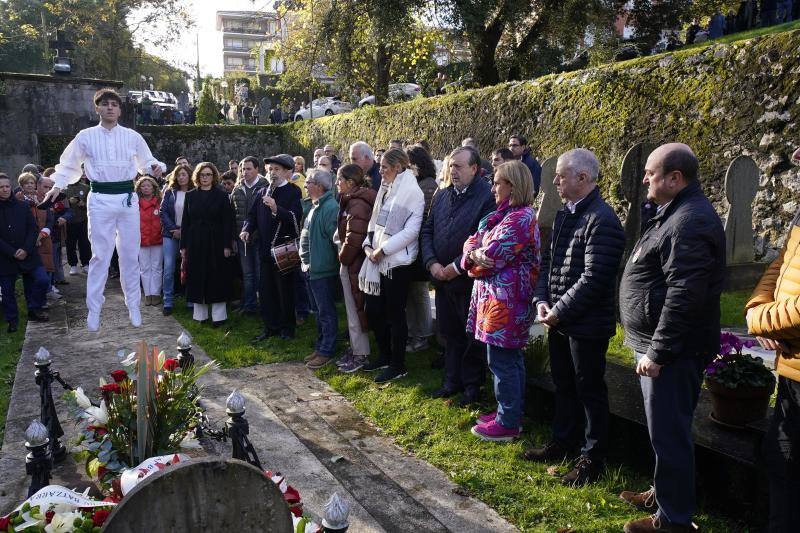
[470,420,521,442]
[477,411,497,424]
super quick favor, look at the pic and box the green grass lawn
[173,297,744,532]
[0,286,27,444]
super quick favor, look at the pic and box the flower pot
[705,377,775,428]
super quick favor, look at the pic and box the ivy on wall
[68,30,800,250]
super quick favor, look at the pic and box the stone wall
[139,125,285,172]
[129,30,800,258]
[0,73,123,175]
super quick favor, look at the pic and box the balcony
[223,46,256,53]
[223,64,258,73]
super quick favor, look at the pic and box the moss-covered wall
[145,30,800,259]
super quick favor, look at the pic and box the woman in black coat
[179,163,234,326]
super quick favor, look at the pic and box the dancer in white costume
[43,88,165,331]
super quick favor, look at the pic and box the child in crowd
[136,176,163,306]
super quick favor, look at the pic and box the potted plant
[704,332,776,428]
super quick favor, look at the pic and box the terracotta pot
[705,377,775,427]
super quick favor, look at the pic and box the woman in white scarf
[359,148,425,383]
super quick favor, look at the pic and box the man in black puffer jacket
[618,143,725,533]
[420,147,496,406]
[524,149,625,488]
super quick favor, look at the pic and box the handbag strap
[270,210,300,247]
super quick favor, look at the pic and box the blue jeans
[635,352,704,525]
[487,344,526,429]
[162,236,180,308]
[236,238,260,311]
[309,275,338,356]
[0,266,49,322]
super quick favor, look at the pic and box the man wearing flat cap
[241,154,303,342]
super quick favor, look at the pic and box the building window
[226,56,244,66]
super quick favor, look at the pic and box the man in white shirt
[42,88,165,331]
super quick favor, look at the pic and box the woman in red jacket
[136,176,163,306]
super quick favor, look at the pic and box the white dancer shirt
[51,123,165,189]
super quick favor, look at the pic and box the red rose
[0,515,11,530]
[92,509,111,527]
[87,425,108,437]
[163,358,180,372]
[45,510,54,523]
[97,466,108,479]
[110,370,128,383]
[99,383,121,394]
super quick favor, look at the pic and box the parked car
[293,97,353,120]
[358,83,421,107]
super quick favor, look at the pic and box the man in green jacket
[300,169,340,369]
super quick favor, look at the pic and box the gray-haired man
[349,141,381,191]
[300,169,340,369]
[525,148,625,487]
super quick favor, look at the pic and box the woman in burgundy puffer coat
[335,164,377,373]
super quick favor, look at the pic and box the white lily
[120,351,137,368]
[74,387,92,409]
[85,399,109,425]
[45,511,82,533]
[179,433,202,449]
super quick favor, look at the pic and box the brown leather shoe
[620,486,657,513]
[522,440,577,462]
[306,354,332,369]
[623,514,700,533]
[304,351,320,363]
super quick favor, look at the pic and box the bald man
[618,143,725,533]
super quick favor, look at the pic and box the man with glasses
[241,154,303,342]
[299,170,340,369]
[508,135,542,197]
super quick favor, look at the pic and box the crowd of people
[1,87,797,532]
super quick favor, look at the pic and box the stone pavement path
[0,275,516,532]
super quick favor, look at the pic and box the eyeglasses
[199,172,214,177]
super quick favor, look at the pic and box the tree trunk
[374,42,390,106]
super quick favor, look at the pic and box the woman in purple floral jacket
[461,160,540,442]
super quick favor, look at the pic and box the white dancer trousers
[339,264,370,356]
[193,303,227,322]
[138,245,163,296]
[86,192,141,315]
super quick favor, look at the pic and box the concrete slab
[0,274,517,532]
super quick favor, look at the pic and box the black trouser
[765,375,800,533]
[636,352,704,525]
[259,256,296,336]
[65,221,91,267]
[436,279,485,396]
[548,330,610,461]
[365,265,412,371]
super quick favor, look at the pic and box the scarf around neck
[359,168,419,295]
